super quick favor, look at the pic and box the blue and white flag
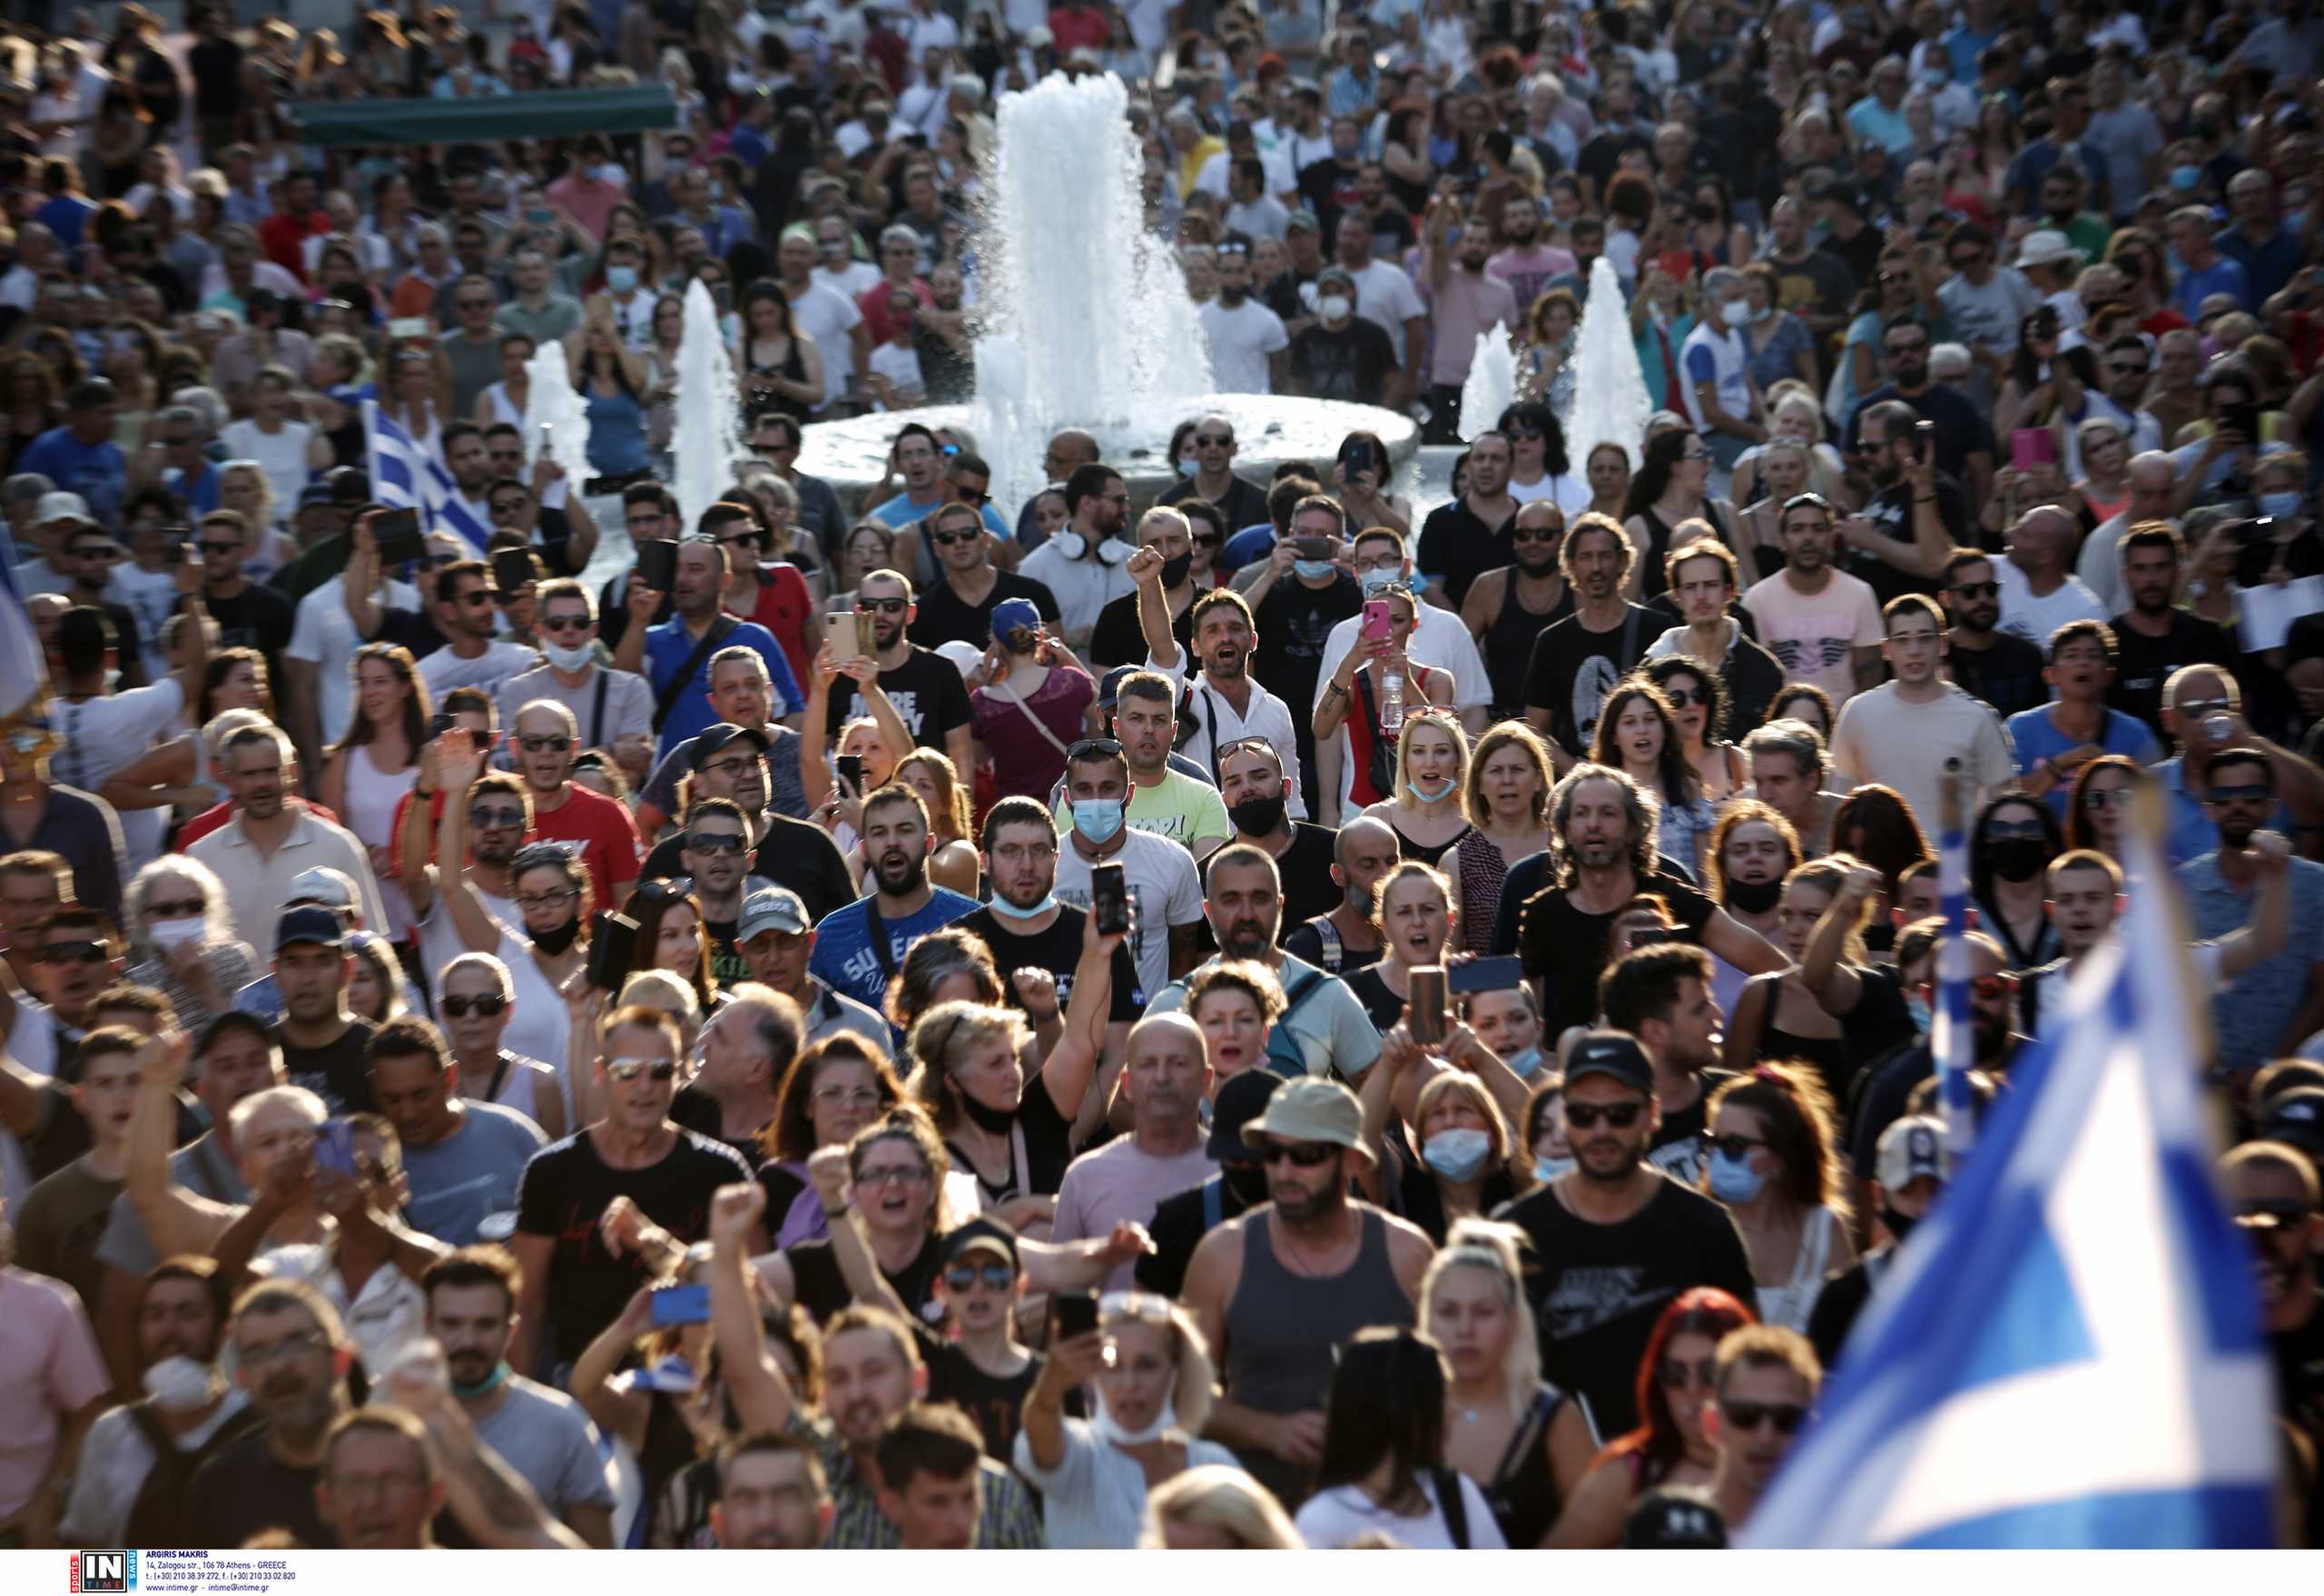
[1742,819,2278,1548]
[0,518,47,720]
[1932,773,1977,1163]
[362,399,491,552]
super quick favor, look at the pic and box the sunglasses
[1512,527,1561,544]
[1722,1400,1807,1434]
[943,1262,1016,1293]
[40,941,107,965]
[1886,340,1930,356]
[440,994,508,1018]
[1949,581,2001,599]
[455,590,496,608]
[1663,685,1708,706]
[542,614,592,634]
[1257,1140,1338,1167]
[518,734,573,754]
[605,1058,679,1083]
[2107,362,2149,377]
[2206,783,2270,805]
[1068,737,1124,759]
[856,596,908,614]
[1565,1100,1646,1129]
[1194,433,1233,447]
[1700,1131,1768,1161]
[955,488,990,507]
[1191,531,1222,548]
[686,832,748,855]
[856,1164,933,1187]
[489,499,527,515]
[932,529,977,547]
[1657,1355,1718,1389]
[470,805,527,829]
[146,897,205,919]
[197,540,240,558]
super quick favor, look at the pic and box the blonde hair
[1185,958,1285,1023]
[1370,859,1453,941]
[905,1000,1031,1135]
[1393,710,1470,807]
[1419,1219,1542,1420]
[897,746,973,846]
[1139,1465,1304,1549]
[1414,1071,1512,1167]
[1099,1294,1219,1435]
[1783,853,1873,966]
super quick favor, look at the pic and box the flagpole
[1934,759,1974,1167]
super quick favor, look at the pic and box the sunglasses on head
[1565,1100,1645,1129]
[1068,737,1124,759]
[440,993,508,1018]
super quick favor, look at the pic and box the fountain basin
[799,394,1423,517]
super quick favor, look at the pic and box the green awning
[290,86,679,149]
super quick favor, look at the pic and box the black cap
[274,905,346,953]
[1207,1069,1282,1162]
[2260,1088,2324,1158]
[941,1214,1019,1268]
[1097,665,1137,713]
[325,465,370,503]
[1564,1030,1655,1095]
[1622,1489,1729,1549]
[690,722,771,769]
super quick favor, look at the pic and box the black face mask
[1986,836,2050,883]
[533,915,582,955]
[1690,201,1718,222]
[1725,875,1784,915]
[1228,793,1286,837]
[1159,550,1194,588]
[1881,1204,1919,1247]
[958,1088,1019,1135]
[1222,1160,1270,1206]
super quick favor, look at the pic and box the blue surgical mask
[2259,491,2302,517]
[1359,567,1401,597]
[1532,1153,1575,1184]
[987,891,1058,921]
[1422,1128,1493,1183]
[1294,558,1335,581]
[1072,798,1124,844]
[1504,1044,1542,1079]
[1177,458,1199,477]
[1905,991,1933,1036]
[1707,1145,1767,1204]
[1408,776,1458,803]
[606,264,639,293]
[2171,164,2201,192]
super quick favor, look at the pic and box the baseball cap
[1242,1076,1369,1161]
[287,866,358,910]
[1096,664,1138,712]
[941,1214,1019,1267]
[690,722,771,769]
[297,482,339,510]
[274,905,346,952]
[1285,207,1320,234]
[2260,1088,2324,1158]
[1315,264,1356,293]
[1622,1489,1728,1549]
[325,466,371,503]
[33,490,92,527]
[1876,1115,1947,1191]
[1207,1069,1282,1162]
[990,596,1041,641]
[736,886,809,941]
[1564,1030,1654,1095]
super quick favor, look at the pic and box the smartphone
[2009,428,2055,472]
[1052,1290,1100,1340]
[374,507,426,565]
[314,1118,359,1177]
[834,753,863,792]
[2223,399,2260,440]
[1915,418,1935,463]
[825,608,865,661]
[527,206,555,225]
[492,547,538,596]
[635,537,680,594]
[1294,535,1334,561]
[386,316,430,340]
[428,710,458,741]
[587,911,641,990]
[650,1284,712,1326]
[1361,599,1393,643]
[1339,438,1376,478]
[1090,862,1129,937]
[1447,955,1523,995]
[162,539,188,567]
[1409,966,1449,1047]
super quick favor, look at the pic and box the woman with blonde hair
[1315,579,1455,826]
[1423,1219,1595,1549]
[1385,1070,1522,1244]
[1700,1059,1858,1332]
[1141,1464,1303,1549]
[1728,381,1846,507]
[1345,859,1465,1034]
[1449,722,1552,956]
[1018,1292,1242,1547]
[1363,708,1475,866]
[893,747,980,895]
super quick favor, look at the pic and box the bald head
[2009,506,2078,572]
[1044,429,1098,475]
[2128,450,2174,489]
[1122,1010,1210,1130]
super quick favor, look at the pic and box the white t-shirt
[412,884,522,1005]
[1198,299,1290,394]
[1507,471,1593,516]
[784,280,863,406]
[1018,539,1137,648]
[868,341,925,407]
[287,575,421,746]
[50,679,187,874]
[813,261,882,304]
[419,639,546,700]
[1344,259,1428,363]
[1829,682,2016,831]
[1294,1472,1508,1550]
[1992,558,2109,647]
[1051,828,1204,1004]
[217,417,317,510]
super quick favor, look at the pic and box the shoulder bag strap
[862,899,898,982]
[589,668,612,751]
[652,616,739,730]
[1433,1466,1471,1550]
[990,676,1074,760]
[1201,1175,1224,1230]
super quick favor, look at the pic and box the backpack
[1263,965,1331,1079]
[124,1399,261,1549]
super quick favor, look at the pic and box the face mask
[1707,1144,1766,1204]
[1072,797,1124,844]
[1422,1128,1493,1183]
[542,639,596,672]
[2259,491,2302,517]
[1177,458,1199,477]
[1159,551,1194,588]
[1408,775,1457,803]
[1881,1205,1921,1247]
[451,1359,512,1399]
[146,914,206,950]
[2171,165,2201,192]
[957,1086,1019,1135]
[1722,298,1751,327]
[1093,1384,1179,1447]
[1318,293,1354,320]
[987,890,1057,921]
[1294,558,1335,580]
[1359,567,1400,597]
[1724,875,1783,916]
[143,1355,222,1413]
[1905,990,1933,1035]
[1221,1161,1270,1206]
[1986,836,2049,883]
[1227,793,1285,836]
[606,265,639,293]
[1499,1045,1541,1080]
[1532,1153,1575,1184]
[533,914,582,955]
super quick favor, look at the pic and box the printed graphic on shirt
[1762,632,1853,679]
[1541,1265,1679,1343]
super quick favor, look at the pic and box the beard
[873,849,929,896]
[1220,916,1274,958]
[1514,548,1559,576]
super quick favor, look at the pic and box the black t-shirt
[1137,1174,1251,1299]
[1416,498,1518,611]
[187,582,295,679]
[668,1085,764,1168]
[1288,319,1400,405]
[1296,158,1364,235]
[1844,1039,1934,1179]
[1262,261,1324,327]
[2112,611,2239,740]
[1282,915,1384,976]
[375,604,448,659]
[641,810,856,928]
[282,1018,380,1115]
[1576,131,1654,198]
[1643,1067,1737,1189]
[1199,823,1338,946]
[1089,587,1193,675]
[185,1429,332,1549]
[822,644,974,748]
[1492,1174,1757,1437]
[922,1333,1052,1460]
[954,903,1144,1017]
[1256,571,1363,693]
[1157,473,1272,538]
[1840,383,1994,487]
[1487,850,1551,957]
[1839,963,1919,1093]
[784,1228,942,1325]
[1343,962,1409,1033]
[1518,870,1716,1036]
[947,1078,1078,1204]
[1522,604,1657,756]
[1806,1252,1880,1371]
[907,571,1062,651]
[1849,472,1973,608]
[515,1126,753,1361]
[1946,629,2049,721]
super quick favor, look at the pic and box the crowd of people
[2,0,2324,1556]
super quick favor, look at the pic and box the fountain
[673,280,752,527]
[798,73,1419,511]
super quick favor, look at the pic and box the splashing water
[673,280,750,528]
[1459,324,1518,442]
[970,72,1213,516]
[1567,256,1655,468]
[523,340,592,484]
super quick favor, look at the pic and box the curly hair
[1549,763,1660,890]
[882,925,1001,1033]
[1704,799,1802,902]
[1184,958,1285,1023]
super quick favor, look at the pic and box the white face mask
[145,915,206,951]
[143,1355,222,1413]
[1318,293,1354,320]
[542,639,597,673]
[1721,298,1752,327]
[1093,1380,1179,1447]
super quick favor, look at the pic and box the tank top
[1484,574,1573,719]
[483,383,523,429]
[1756,1206,1839,1332]
[585,387,650,476]
[1392,819,1473,869]
[1482,1387,1569,1551]
[1225,1207,1414,1505]
[342,743,417,938]
[462,1048,544,1128]
[1633,501,1732,600]
[741,337,810,423]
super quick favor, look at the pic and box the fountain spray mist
[673,280,750,528]
[970,72,1212,515]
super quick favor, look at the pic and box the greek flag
[361,399,491,551]
[0,517,46,719]
[1934,771,1977,1162]
[1742,819,2279,1548]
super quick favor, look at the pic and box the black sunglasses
[1950,581,2001,599]
[1699,1130,1769,1161]
[1257,1140,1338,1167]
[932,529,978,547]
[943,1261,1015,1292]
[856,596,908,614]
[1566,1100,1645,1129]
[440,994,508,1019]
[146,897,206,919]
[1068,737,1124,759]
[1722,1400,1807,1434]
[40,941,106,965]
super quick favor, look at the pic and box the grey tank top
[1224,1207,1413,1505]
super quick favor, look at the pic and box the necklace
[1272,1211,1352,1277]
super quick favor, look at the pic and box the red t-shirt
[176,798,342,850]
[527,783,644,912]
[730,564,815,693]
